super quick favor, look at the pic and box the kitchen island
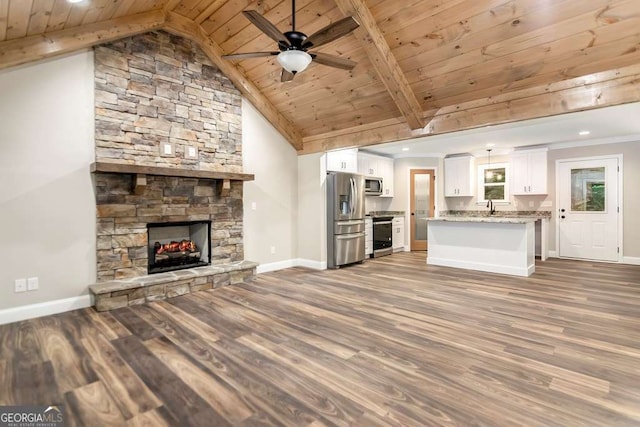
[426,217,537,277]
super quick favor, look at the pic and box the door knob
[561,215,566,219]
[411,212,415,216]
[560,208,565,212]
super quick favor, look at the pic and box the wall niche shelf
[90,162,255,196]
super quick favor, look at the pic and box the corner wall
[242,100,298,271]
[0,51,96,311]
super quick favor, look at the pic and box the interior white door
[558,158,619,261]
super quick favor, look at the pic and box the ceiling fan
[222,0,360,82]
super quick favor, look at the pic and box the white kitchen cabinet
[358,152,380,177]
[358,152,394,197]
[392,216,405,251]
[444,155,475,197]
[365,217,373,256]
[511,149,548,195]
[326,148,358,173]
[379,156,394,197]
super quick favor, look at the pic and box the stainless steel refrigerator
[327,172,365,268]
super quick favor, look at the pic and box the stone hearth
[89,260,257,311]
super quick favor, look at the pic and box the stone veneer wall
[95,175,243,281]
[93,31,246,281]
[94,30,242,171]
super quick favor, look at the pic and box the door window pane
[571,167,605,212]
[414,174,430,241]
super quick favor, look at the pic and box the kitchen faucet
[486,199,496,215]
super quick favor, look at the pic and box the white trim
[427,257,535,277]
[0,295,92,325]
[549,134,640,151]
[548,250,558,258]
[555,154,623,263]
[392,152,446,159]
[256,259,296,274]
[404,245,410,252]
[622,256,640,266]
[295,259,327,270]
[256,258,328,273]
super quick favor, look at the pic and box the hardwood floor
[2,253,640,426]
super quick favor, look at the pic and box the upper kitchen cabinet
[379,156,394,197]
[444,155,475,197]
[326,148,358,173]
[358,152,380,177]
[359,152,394,197]
[510,148,548,195]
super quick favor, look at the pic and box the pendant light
[485,149,493,180]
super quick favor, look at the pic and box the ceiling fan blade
[303,16,359,49]
[243,10,290,47]
[281,69,295,82]
[311,52,357,70]
[222,51,279,60]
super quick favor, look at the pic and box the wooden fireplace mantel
[90,162,254,196]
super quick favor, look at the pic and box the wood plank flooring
[2,253,640,426]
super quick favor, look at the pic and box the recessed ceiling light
[67,0,85,3]
[486,143,495,147]
[579,130,591,136]
[401,147,410,152]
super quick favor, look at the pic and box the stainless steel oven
[373,216,393,257]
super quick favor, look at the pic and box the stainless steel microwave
[364,177,383,195]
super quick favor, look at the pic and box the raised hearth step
[89,260,258,312]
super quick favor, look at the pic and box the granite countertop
[367,211,405,218]
[427,216,537,224]
[442,210,552,219]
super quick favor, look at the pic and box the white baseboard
[256,259,297,274]
[548,250,558,258]
[256,258,327,274]
[622,256,640,265]
[294,259,327,270]
[0,295,92,325]
[427,256,535,277]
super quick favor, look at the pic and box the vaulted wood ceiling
[2,0,640,154]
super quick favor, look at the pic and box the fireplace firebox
[147,221,211,274]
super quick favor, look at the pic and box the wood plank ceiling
[1,0,640,154]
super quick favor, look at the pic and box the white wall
[0,51,96,311]
[296,153,326,267]
[242,100,298,272]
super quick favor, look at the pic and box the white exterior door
[558,157,619,261]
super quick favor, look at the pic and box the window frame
[477,162,510,204]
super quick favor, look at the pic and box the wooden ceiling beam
[0,9,165,71]
[299,64,640,154]
[163,12,303,150]
[333,0,426,130]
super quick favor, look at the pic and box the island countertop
[427,216,537,224]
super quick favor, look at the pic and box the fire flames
[154,240,196,254]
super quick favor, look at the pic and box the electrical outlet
[185,145,198,159]
[14,278,27,293]
[270,246,276,254]
[251,202,257,211]
[160,142,174,157]
[27,277,39,291]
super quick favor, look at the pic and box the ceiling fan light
[277,50,312,74]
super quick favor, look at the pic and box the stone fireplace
[88,31,257,311]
